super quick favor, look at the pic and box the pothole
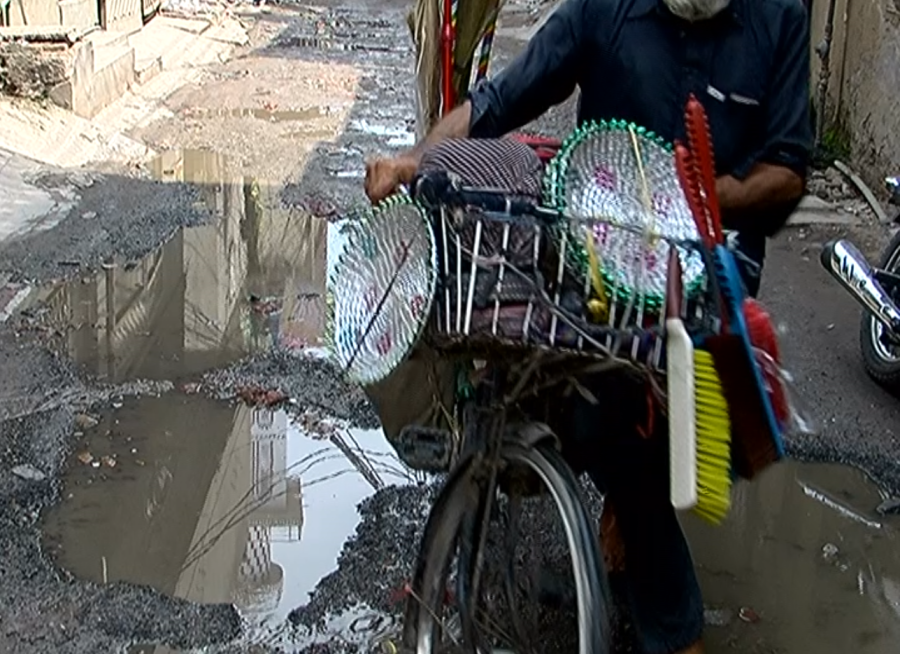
[42,394,419,645]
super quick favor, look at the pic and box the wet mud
[688,462,900,654]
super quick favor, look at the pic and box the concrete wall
[49,40,136,119]
[810,0,900,190]
[4,0,99,27]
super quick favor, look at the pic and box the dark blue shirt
[467,0,811,288]
[469,0,811,183]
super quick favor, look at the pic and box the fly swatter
[544,120,705,313]
[327,195,438,386]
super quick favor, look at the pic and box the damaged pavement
[2,0,900,653]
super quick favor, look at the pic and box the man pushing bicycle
[365,0,812,650]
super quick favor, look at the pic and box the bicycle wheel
[403,440,611,654]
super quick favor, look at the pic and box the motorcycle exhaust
[820,239,900,332]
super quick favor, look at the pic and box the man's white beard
[662,0,730,21]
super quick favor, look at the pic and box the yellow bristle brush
[665,247,732,524]
[692,348,732,524]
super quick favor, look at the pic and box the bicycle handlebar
[411,170,557,223]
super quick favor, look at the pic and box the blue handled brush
[684,94,784,479]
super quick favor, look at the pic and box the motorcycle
[821,176,900,390]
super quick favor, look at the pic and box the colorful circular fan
[544,120,705,311]
[327,195,438,386]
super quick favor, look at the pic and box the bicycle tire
[402,441,611,654]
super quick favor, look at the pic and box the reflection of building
[230,408,302,617]
[35,150,247,381]
[41,229,187,381]
[241,182,329,352]
[169,405,302,621]
[75,403,306,654]
[39,149,332,380]
[159,150,249,362]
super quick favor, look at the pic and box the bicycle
[387,163,713,654]
[332,126,733,653]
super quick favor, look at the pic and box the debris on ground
[297,409,337,438]
[202,351,380,428]
[876,497,900,514]
[807,166,879,221]
[738,606,761,624]
[74,414,98,430]
[236,385,287,406]
[249,294,282,316]
[704,607,734,627]
[0,42,66,100]
[11,464,47,481]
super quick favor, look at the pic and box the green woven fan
[326,194,438,386]
[544,119,705,312]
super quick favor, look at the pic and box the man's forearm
[716,162,805,233]
[716,163,804,212]
[396,101,473,183]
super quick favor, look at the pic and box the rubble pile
[0,42,66,101]
[807,165,878,221]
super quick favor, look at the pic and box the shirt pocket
[702,83,766,174]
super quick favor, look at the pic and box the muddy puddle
[44,400,900,654]
[14,149,353,383]
[42,394,417,639]
[684,461,900,653]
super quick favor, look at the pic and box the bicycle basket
[419,131,716,371]
[416,138,559,356]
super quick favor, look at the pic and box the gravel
[201,350,381,429]
[0,171,215,283]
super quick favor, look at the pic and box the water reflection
[32,149,330,382]
[43,394,415,641]
[685,462,900,653]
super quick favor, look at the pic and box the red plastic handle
[685,95,723,244]
[674,141,711,247]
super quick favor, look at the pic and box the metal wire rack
[415,174,721,374]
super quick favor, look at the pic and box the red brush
[685,94,722,241]
[744,299,789,426]
[675,142,710,246]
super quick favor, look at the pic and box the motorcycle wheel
[859,229,900,391]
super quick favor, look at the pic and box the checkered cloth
[419,138,554,340]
